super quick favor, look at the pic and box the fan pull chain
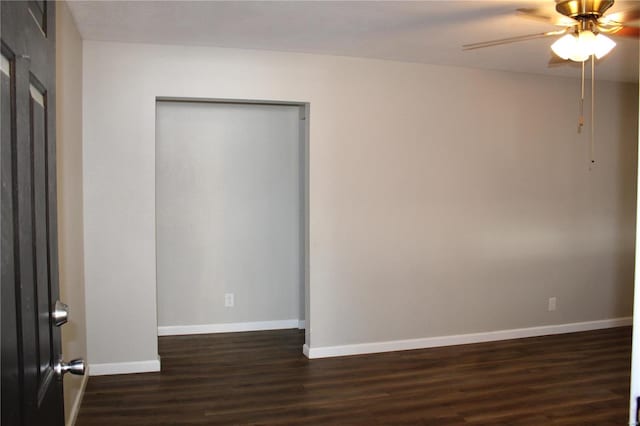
[590,54,595,165]
[578,60,585,133]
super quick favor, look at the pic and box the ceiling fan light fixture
[550,30,616,62]
[571,30,596,61]
[551,33,578,60]
[593,33,616,59]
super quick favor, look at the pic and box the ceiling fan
[462,0,640,165]
[463,0,640,62]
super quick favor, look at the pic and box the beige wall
[82,40,637,366]
[56,1,86,423]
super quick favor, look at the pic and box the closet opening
[154,98,310,358]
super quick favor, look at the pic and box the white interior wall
[156,101,303,329]
[82,41,637,369]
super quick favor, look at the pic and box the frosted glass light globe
[570,30,596,62]
[551,34,577,60]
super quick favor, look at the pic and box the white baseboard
[305,317,632,359]
[66,366,89,426]
[298,320,306,329]
[158,319,302,336]
[302,343,310,358]
[90,357,161,376]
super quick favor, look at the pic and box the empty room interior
[5,0,640,425]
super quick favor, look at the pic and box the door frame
[153,97,311,354]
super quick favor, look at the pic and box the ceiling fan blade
[516,7,577,26]
[600,8,640,26]
[462,30,567,51]
[547,53,581,69]
[609,25,640,37]
[548,53,568,66]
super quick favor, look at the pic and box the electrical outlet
[548,297,557,312]
[224,293,234,308]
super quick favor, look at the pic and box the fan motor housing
[555,0,614,18]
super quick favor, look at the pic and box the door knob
[54,359,85,379]
[52,300,69,326]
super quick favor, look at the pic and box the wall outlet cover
[225,293,234,307]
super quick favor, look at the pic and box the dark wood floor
[77,326,632,425]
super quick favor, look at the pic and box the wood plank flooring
[76,326,632,425]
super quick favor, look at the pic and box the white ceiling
[67,0,640,82]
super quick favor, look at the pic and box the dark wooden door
[1,1,65,425]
